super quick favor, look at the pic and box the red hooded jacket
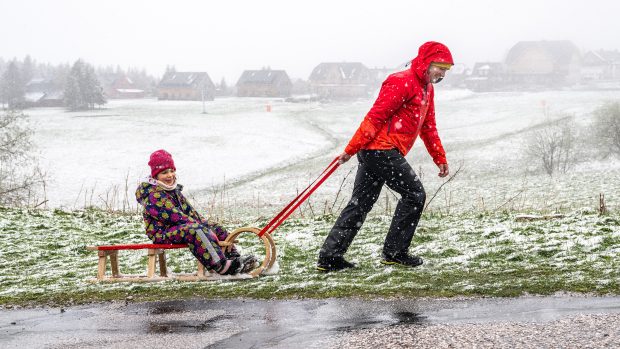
[344,41,453,165]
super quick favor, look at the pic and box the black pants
[319,149,426,260]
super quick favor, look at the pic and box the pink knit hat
[148,149,176,178]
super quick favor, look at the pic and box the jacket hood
[410,41,454,82]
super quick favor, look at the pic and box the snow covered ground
[27,89,620,213]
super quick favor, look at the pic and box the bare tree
[593,102,620,157]
[0,110,45,206]
[525,118,578,176]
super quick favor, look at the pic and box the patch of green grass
[472,248,516,260]
[412,234,434,244]
[482,230,502,239]
[536,249,562,258]
[520,226,545,235]
[437,248,461,258]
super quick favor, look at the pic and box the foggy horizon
[2,0,619,82]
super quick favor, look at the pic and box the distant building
[24,78,64,107]
[104,75,145,99]
[465,62,506,92]
[236,69,292,97]
[581,50,620,81]
[504,40,581,87]
[157,72,215,101]
[308,62,374,100]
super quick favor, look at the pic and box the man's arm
[343,75,410,157]
[419,99,449,176]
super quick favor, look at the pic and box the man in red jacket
[317,41,454,272]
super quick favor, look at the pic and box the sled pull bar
[258,157,340,237]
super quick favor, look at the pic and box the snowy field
[26,89,620,214]
[27,97,335,209]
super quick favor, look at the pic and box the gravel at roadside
[331,312,620,349]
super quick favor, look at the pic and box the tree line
[0,56,156,111]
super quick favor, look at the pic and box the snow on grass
[1,207,619,306]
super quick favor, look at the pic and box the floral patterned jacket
[135,179,205,240]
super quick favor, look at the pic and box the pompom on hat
[148,149,176,178]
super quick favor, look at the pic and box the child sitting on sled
[136,149,256,275]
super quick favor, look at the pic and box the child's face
[156,168,176,186]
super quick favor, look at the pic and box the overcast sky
[2,0,618,83]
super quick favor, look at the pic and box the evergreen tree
[79,63,93,108]
[64,59,106,111]
[0,61,25,110]
[84,63,106,108]
[51,63,70,90]
[64,60,84,110]
[21,55,34,87]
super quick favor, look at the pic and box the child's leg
[164,223,227,270]
[147,230,169,244]
[208,223,239,257]
[209,224,228,241]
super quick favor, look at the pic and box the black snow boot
[239,255,259,274]
[226,249,241,259]
[381,253,423,268]
[218,255,258,275]
[316,256,356,272]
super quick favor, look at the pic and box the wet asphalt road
[1,296,620,349]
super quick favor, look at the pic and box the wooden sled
[87,227,277,282]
